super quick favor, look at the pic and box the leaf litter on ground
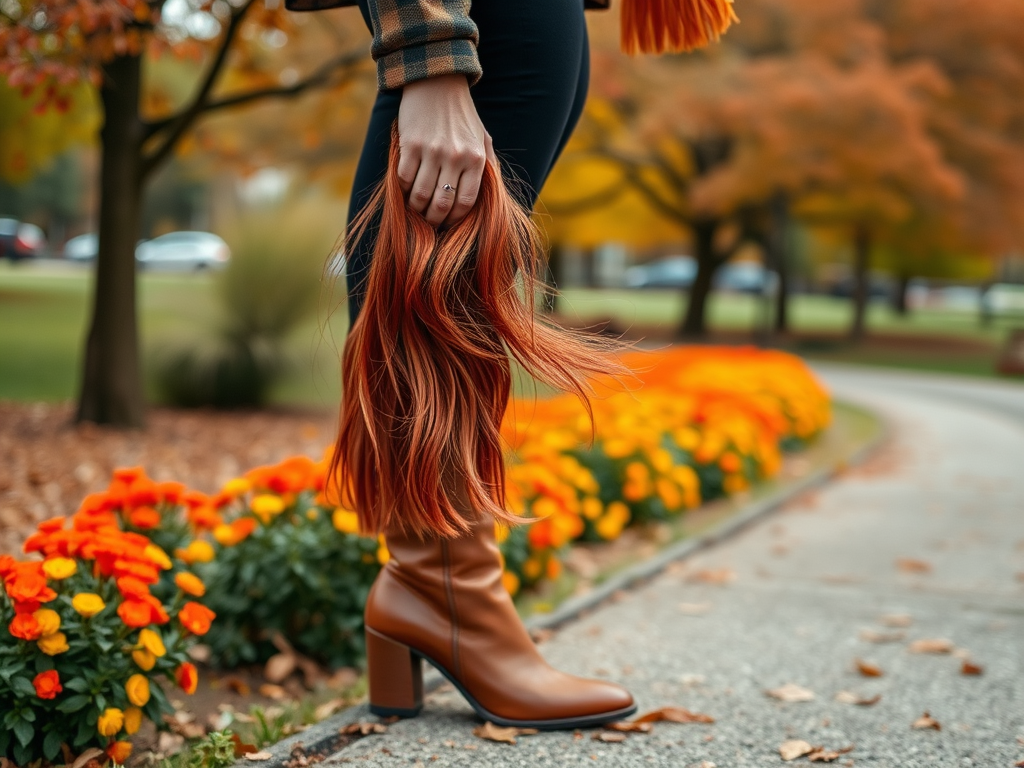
[472,722,538,745]
[912,712,941,731]
[834,691,881,706]
[908,638,955,654]
[854,658,884,677]
[766,683,815,702]
[635,706,715,724]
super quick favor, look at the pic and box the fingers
[442,141,489,226]
[407,151,441,216]
[398,133,493,227]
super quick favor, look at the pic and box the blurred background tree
[0,0,370,426]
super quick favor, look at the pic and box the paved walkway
[325,367,1024,767]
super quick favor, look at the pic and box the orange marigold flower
[113,467,146,485]
[156,481,186,506]
[718,451,742,474]
[117,576,151,600]
[187,505,223,530]
[5,569,56,605]
[128,507,161,529]
[33,670,62,699]
[178,601,215,635]
[125,674,150,707]
[123,706,144,735]
[9,613,43,641]
[0,555,15,578]
[176,662,199,694]
[37,516,66,534]
[118,599,156,628]
[132,649,156,671]
[174,572,206,597]
[107,741,133,765]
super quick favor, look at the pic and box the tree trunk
[770,194,790,334]
[850,224,871,342]
[892,273,911,316]
[679,222,718,339]
[77,54,146,427]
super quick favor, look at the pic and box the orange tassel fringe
[329,122,630,539]
[620,0,738,55]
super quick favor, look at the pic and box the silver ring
[441,183,455,192]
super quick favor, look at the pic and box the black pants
[346,0,590,326]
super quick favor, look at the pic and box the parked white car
[135,231,230,271]
[63,233,98,261]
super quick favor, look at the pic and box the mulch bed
[0,401,337,555]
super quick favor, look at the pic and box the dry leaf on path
[258,684,289,700]
[779,740,814,760]
[472,722,537,745]
[635,706,715,724]
[835,691,881,706]
[766,683,815,702]
[880,613,913,628]
[230,734,258,759]
[243,753,273,761]
[679,602,714,615]
[908,638,954,654]
[606,721,654,733]
[896,558,932,574]
[221,676,251,696]
[70,749,105,768]
[687,568,736,585]
[855,659,884,677]
[341,722,388,736]
[593,732,627,743]
[859,629,905,643]
[264,652,296,684]
[912,712,941,731]
[314,699,344,721]
[960,660,983,675]
[808,745,854,762]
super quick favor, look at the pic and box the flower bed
[2,346,828,766]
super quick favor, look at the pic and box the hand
[396,74,499,228]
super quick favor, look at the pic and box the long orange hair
[329,122,631,538]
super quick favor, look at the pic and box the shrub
[1,485,216,766]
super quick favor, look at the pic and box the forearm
[367,0,482,91]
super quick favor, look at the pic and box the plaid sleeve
[368,0,482,91]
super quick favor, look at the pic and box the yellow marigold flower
[125,674,151,707]
[332,509,360,535]
[581,497,603,520]
[37,631,69,656]
[33,608,61,636]
[97,708,125,737]
[144,544,173,570]
[174,572,206,598]
[502,570,520,595]
[72,593,106,618]
[622,480,648,502]
[138,627,167,657]
[723,474,750,494]
[176,540,215,564]
[251,494,285,524]
[132,649,157,671]
[656,478,682,511]
[650,449,674,473]
[376,543,390,565]
[532,496,560,518]
[213,524,237,546]
[595,514,625,541]
[673,428,700,452]
[606,501,631,524]
[523,557,542,581]
[494,521,510,543]
[306,509,319,521]
[624,461,649,481]
[42,557,77,580]
[123,707,144,736]
[221,477,251,497]
[602,438,635,459]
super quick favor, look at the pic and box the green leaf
[11,676,36,697]
[43,727,63,760]
[56,694,91,713]
[13,717,33,747]
[64,677,91,693]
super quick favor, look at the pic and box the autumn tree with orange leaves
[0,0,367,426]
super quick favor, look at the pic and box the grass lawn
[2,265,1021,406]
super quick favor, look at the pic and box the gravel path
[323,367,1024,767]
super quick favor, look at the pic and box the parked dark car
[0,218,47,261]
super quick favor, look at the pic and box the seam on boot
[442,539,461,679]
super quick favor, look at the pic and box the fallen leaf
[1015,761,1024,768]
[157,733,186,756]
[605,721,653,733]
[834,691,881,706]
[896,558,932,574]
[779,740,814,760]
[71,749,105,768]
[264,652,297,684]
[592,732,626,743]
[314,698,344,721]
[912,712,941,731]
[340,722,388,736]
[908,638,954,654]
[880,613,913,628]
[258,683,289,700]
[635,706,714,724]
[961,660,984,676]
[809,745,854,763]
[472,722,536,745]
[859,629,905,643]
[163,712,205,739]
[187,643,211,663]
[243,752,273,761]
[678,602,714,615]
[766,683,815,702]
[688,568,736,584]
[230,734,258,759]
[221,675,251,696]
[855,659,884,677]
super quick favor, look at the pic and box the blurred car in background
[625,255,697,288]
[63,232,98,261]
[0,218,48,261]
[714,261,777,294]
[135,231,230,271]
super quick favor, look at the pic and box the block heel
[366,627,423,718]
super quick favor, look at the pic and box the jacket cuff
[376,38,482,91]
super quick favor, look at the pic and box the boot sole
[368,639,638,730]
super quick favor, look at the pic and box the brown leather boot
[364,514,636,729]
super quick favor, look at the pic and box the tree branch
[140,0,257,179]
